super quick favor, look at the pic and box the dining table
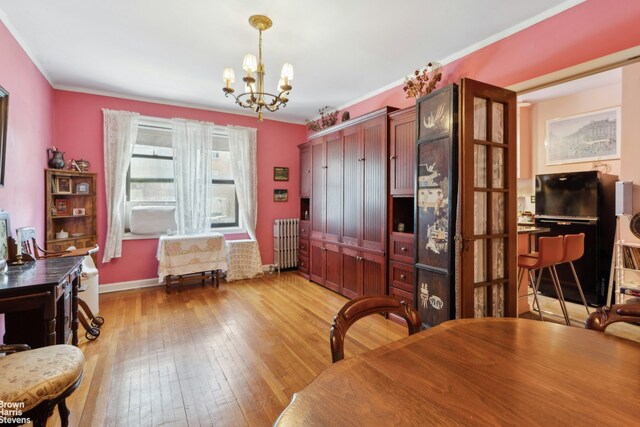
[275,318,640,426]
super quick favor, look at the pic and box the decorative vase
[47,149,66,169]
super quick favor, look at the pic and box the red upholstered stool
[553,233,589,316]
[517,235,567,324]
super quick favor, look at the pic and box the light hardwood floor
[55,272,406,427]
[52,272,640,426]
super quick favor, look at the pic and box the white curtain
[228,126,259,240]
[171,119,215,234]
[102,109,140,263]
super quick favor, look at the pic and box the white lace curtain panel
[102,109,140,263]
[228,126,259,241]
[102,113,262,264]
[171,119,215,235]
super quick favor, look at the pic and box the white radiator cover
[273,218,299,272]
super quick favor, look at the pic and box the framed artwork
[0,86,8,187]
[274,167,289,181]
[55,176,73,194]
[75,181,90,194]
[418,87,453,142]
[273,189,288,202]
[546,106,621,165]
[72,208,86,216]
[55,199,70,216]
[0,210,10,262]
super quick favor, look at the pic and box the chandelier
[222,15,293,122]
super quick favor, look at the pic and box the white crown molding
[0,7,54,85]
[54,85,306,125]
[333,0,586,115]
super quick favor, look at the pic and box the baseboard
[99,278,161,294]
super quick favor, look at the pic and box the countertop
[517,226,550,234]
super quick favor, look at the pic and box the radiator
[273,218,299,272]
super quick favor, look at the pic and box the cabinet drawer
[389,261,414,293]
[389,285,414,305]
[298,255,309,274]
[390,233,414,263]
[299,238,310,256]
[299,220,310,238]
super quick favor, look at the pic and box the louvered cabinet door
[361,115,387,252]
[459,78,517,318]
[325,132,342,242]
[311,139,325,240]
[299,145,311,197]
[390,107,416,196]
[362,251,386,296]
[342,125,361,247]
[341,247,361,299]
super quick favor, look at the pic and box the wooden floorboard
[51,272,405,427]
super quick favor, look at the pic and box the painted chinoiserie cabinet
[415,79,518,327]
[415,85,459,328]
[299,107,395,299]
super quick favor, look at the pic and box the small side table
[157,233,228,292]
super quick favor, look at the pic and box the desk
[276,318,640,426]
[0,257,83,348]
[157,233,228,290]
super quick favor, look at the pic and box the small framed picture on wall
[274,167,289,181]
[274,189,288,202]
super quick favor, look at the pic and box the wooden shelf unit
[45,169,97,254]
[610,240,640,304]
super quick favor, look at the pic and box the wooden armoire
[298,107,396,299]
[298,78,517,327]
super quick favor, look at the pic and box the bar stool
[552,233,590,316]
[517,235,568,324]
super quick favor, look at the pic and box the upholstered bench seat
[0,345,84,412]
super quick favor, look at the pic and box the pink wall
[0,20,55,341]
[3,0,640,287]
[324,0,640,131]
[53,91,306,284]
[0,22,54,238]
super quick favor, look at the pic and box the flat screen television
[535,171,599,218]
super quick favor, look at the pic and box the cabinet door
[341,247,361,299]
[390,107,416,196]
[324,243,342,293]
[311,140,325,240]
[300,145,311,197]
[342,125,361,247]
[325,133,342,242]
[362,250,386,296]
[459,78,517,318]
[309,240,325,284]
[361,116,387,252]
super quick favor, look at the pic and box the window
[125,119,240,233]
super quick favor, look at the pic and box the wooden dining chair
[0,344,84,427]
[585,303,640,332]
[330,295,422,363]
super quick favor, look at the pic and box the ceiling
[518,68,621,104]
[0,0,583,123]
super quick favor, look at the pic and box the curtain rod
[138,115,230,135]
